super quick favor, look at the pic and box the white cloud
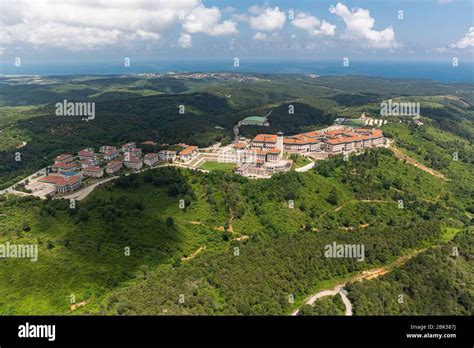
[129,30,160,42]
[178,33,192,48]
[0,0,236,50]
[253,32,267,41]
[249,6,286,32]
[291,12,336,37]
[329,2,399,48]
[450,27,474,49]
[2,22,124,50]
[182,5,238,36]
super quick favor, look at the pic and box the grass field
[199,161,236,172]
[290,155,312,169]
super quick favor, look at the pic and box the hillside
[0,147,469,315]
[346,228,473,315]
[0,74,472,316]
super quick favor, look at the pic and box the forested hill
[346,228,473,315]
[0,142,471,315]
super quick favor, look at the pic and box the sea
[0,60,473,83]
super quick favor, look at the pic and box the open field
[199,161,236,172]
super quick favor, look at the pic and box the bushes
[326,187,339,205]
[105,220,442,315]
[347,229,474,315]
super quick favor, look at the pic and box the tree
[77,209,89,223]
[327,187,339,205]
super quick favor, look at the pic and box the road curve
[291,285,352,316]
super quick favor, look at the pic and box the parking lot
[26,179,56,198]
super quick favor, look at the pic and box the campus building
[39,174,82,193]
[105,160,123,174]
[124,156,143,170]
[82,166,104,178]
[320,128,384,154]
[52,161,80,173]
[78,149,96,161]
[179,146,198,162]
[99,145,117,153]
[233,128,384,177]
[104,149,119,161]
[234,131,290,177]
[121,142,136,152]
[143,153,159,167]
[158,150,177,162]
[129,148,142,158]
[54,154,74,164]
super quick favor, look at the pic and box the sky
[0,0,473,65]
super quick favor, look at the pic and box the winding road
[291,249,425,316]
[291,285,352,316]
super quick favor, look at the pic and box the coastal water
[1,60,472,83]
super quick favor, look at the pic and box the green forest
[0,74,472,316]
[346,229,473,315]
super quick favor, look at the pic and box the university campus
[0,0,472,344]
[5,122,385,199]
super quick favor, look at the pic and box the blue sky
[0,0,473,64]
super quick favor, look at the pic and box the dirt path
[181,246,206,262]
[69,300,87,312]
[389,145,447,181]
[16,141,27,149]
[291,248,425,316]
[295,161,315,173]
[441,94,470,107]
[292,285,353,316]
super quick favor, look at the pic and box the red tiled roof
[83,166,102,172]
[104,149,118,156]
[144,153,158,159]
[267,148,281,154]
[300,131,323,137]
[78,150,95,157]
[107,160,122,168]
[284,136,318,145]
[179,146,198,156]
[53,162,78,169]
[253,134,277,143]
[125,156,142,163]
[39,174,81,186]
[55,154,73,161]
[324,128,383,145]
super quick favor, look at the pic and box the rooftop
[253,134,277,143]
[179,146,198,156]
[241,115,267,125]
[107,160,122,167]
[39,174,81,186]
